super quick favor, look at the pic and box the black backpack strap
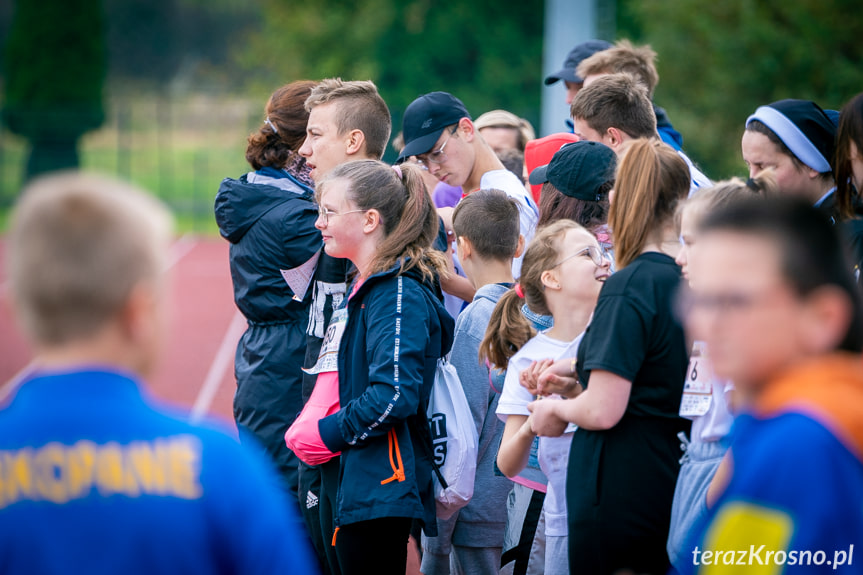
[409,412,449,490]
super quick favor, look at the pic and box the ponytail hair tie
[265,116,278,134]
[392,164,403,179]
[514,283,525,299]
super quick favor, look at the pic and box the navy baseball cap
[397,91,470,162]
[529,141,616,201]
[544,40,613,86]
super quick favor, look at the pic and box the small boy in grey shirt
[422,189,523,575]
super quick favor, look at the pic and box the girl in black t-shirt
[526,139,692,575]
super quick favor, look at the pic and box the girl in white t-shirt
[480,220,610,574]
[666,172,777,572]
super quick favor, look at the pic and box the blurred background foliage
[1,0,861,231]
[621,0,863,179]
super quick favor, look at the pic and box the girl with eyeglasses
[526,138,692,574]
[481,219,610,575]
[309,159,454,575]
[666,171,776,573]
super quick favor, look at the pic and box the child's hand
[519,358,555,395]
[536,357,582,398]
[527,399,568,437]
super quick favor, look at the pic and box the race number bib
[679,341,713,417]
[303,308,348,375]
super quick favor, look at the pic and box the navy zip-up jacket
[318,262,454,535]
[214,167,322,493]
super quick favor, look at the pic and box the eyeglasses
[552,245,606,268]
[416,126,459,167]
[675,284,791,319]
[317,206,365,226]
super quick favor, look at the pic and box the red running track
[0,237,240,426]
[0,235,422,574]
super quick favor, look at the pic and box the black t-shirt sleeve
[580,292,652,383]
[576,253,689,419]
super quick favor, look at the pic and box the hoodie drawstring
[381,428,406,484]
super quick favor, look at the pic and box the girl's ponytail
[480,287,535,371]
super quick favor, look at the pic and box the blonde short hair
[304,78,392,160]
[474,109,536,151]
[7,172,173,345]
[576,39,659,97]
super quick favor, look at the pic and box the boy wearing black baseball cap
[399,91,538,276]
[544,39,612,106]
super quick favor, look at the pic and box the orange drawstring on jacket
[381,428,406,484]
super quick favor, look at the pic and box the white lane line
[0,360,36,406]
[0,235,201,408]
[165,233,197,271]
[190,309,245,423]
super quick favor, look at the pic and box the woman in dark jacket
[214,81,321,501]
[312,160,454,575]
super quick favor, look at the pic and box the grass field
[0,94,261,235]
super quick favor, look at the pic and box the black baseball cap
[544,40,613,86]
[398,91,471,162]
[529,140,616,201]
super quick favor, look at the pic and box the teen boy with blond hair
[298,78,391,180]
[298,77,394,575]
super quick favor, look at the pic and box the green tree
[620,0,863,179]
[2,0,107,179]
[237,0,544,162]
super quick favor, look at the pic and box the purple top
[433,182,462,209]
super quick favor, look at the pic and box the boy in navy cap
[544,39,613,107]
[398,91,538,276]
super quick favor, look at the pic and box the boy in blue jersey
[0,173,318,575]
[680,197,863,574]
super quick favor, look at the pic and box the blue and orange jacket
[318,261,454,535]
[681,353,863,574]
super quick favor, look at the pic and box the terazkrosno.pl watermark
[692,545,854,570]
